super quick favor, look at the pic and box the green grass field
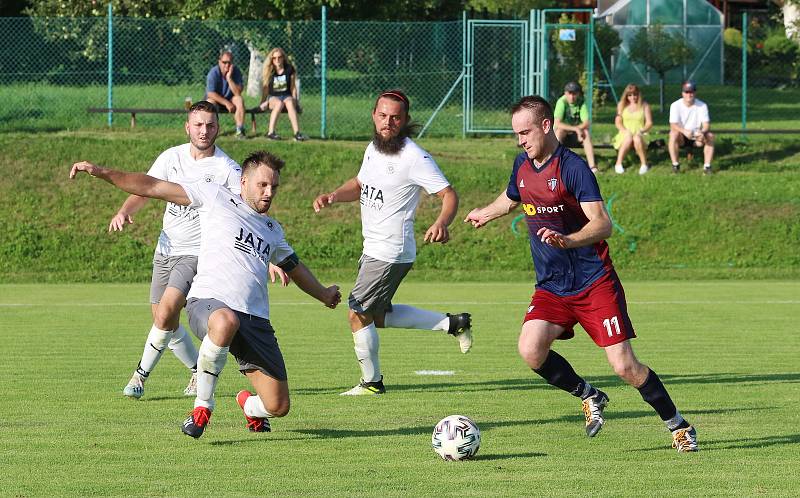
[1,281,798,496]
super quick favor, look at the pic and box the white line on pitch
[1,300,798,307]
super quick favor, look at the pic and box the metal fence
[1,9,798,136]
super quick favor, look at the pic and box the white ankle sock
[244,395,274,418]
[168,324,199,370]
[353,324,380,383]
[384,304,449,331]
[138,325,173,375]
[195,335,229,410]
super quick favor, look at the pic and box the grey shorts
[186,298,287,381]
[149,254,198,304]
[348,255,413,315]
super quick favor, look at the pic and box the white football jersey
[669,98,710,133]
[182,182,295,320]
[357,138,450,263]
[147,144,242,257]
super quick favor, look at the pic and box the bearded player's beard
[372,127,410,155]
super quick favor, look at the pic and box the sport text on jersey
[234,228,271,265]
[167,203,199,221]
[360,183,384,211]
[522,203,565,216]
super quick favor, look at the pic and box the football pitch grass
[1,280,798,497]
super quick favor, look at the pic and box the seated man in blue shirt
[205,49,246,138]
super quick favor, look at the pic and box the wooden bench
[88,107,268,133]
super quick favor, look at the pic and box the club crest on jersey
[204,173,215,183]
[547,178,558,191]
[519,178,525,188]
[387,164,396,175]
[266,220,274,231]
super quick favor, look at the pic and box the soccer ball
[431,415,481,461]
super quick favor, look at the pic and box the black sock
[637,369,687,429]
[533,350,591,398]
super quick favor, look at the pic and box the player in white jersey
[108,101,284,401]
[313,90,473,396]
[71,151,341,438]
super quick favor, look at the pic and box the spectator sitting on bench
[205,49,246,139]
[612,83,653,175]
[554,81,597,174]
[259,47,307,141]
[668,80,715,175]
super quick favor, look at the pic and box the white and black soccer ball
[431,415,481,461]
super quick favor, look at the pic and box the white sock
[194,335,229,411]
[703,163,711,169]
[137,325,173,376]
[384,304,449,331]
[666,411,687,431]
[168,324,199,370]
[353,323,380,383]
[244,395,274,418]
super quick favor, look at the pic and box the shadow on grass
[717,142,800,171]
[631,433,800,453]
[207,404,773,447]
[295,372,800,396]
[471,451,547,461]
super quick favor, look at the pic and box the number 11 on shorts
[603,316,621,337]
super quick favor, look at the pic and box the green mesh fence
[1,12,798,135]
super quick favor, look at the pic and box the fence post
[107,3,113,128]
[741,12,747,137]
[320,5,327,139]
[462,10,467,138]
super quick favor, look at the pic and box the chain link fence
[1,11,798,136]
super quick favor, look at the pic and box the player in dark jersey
[465,95,698,452]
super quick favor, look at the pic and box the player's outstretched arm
[464,192,519,229]
[108,195,149,232]
[287,262,341,309]
[424,186,458,244]
[313,177,361,212]
[70,161,191,206]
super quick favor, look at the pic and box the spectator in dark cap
[668,80,715,175]
[553,82,597,173]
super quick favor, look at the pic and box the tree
[628,24,694,113]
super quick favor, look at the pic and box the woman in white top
[612,84,653,175]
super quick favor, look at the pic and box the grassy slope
[0,130,798,282]
[0,281,798,496]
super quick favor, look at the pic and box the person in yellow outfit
[612,84,653,175]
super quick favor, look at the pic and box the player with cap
[668,80,715,175]
[553,81,597,173]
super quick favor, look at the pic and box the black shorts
[560,131,582,149]
[186,298,287,381]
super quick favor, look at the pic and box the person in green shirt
[553,82,597,173]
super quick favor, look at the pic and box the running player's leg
[123,257,174,399]
[522,289,608,437]
[578,273,696,451]
[123,256,198,399]
[237,371,289,433]
[341,256,401,395]
[230,314,289,432]
[383,304,473,354]
[181,298,237,438]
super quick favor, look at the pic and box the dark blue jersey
[506,145,613,296]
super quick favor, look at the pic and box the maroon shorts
[523,271,636,347]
